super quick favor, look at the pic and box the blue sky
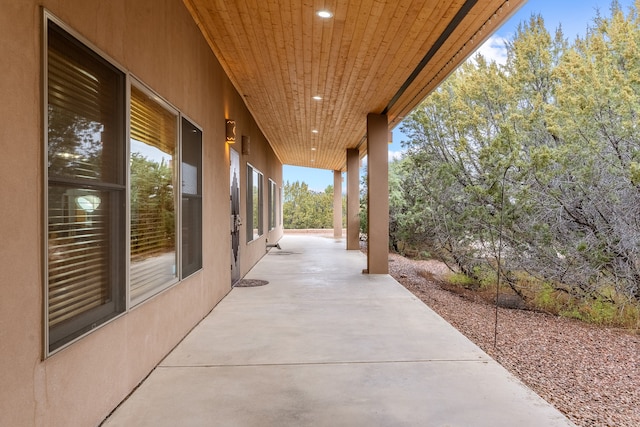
[283,0,637,192]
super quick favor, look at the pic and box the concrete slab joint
[102,234,575,427]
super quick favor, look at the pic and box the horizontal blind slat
[47,189,110,329]
[130,86,176,154]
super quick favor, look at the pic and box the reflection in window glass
[252,169,260,240]
[130,85,177,302]
[280,187,284,226]
[268,179,276,230]
[46,19,126,352]
[246,165,263,242]
[181,118,202,278]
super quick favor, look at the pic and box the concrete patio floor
[102,233,574,427]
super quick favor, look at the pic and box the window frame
[180,115,203,279]
[268,178,277,231]
[43,11,205,356]
[280,186,284,226]
[43,12,129,355]
[246,163,264,242]
[128,78,180,305]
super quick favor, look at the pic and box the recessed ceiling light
[311,147,317,151]
[317,10,333,18]
[312,95,323,101]
[312,129,319,134]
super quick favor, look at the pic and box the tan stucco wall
[0,1,282,426]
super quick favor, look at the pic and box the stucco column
[346,148,360,250]
[366,113,389,274]
[333,170,342,238]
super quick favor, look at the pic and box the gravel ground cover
[387,252,640,427]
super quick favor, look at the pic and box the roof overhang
[183,0,526,171]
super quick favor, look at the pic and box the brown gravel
[387,252,640,427]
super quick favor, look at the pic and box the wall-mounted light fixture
[226,119,236,143]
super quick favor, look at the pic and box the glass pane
[182,196,202,277]
[246,166,254,243]
[48,186,110,321]
[47,23,123,183]
[48,186,121,348]
[258,173,264,236]
[130,87,177,302]
[269,180,276,230]
[182,118,202,196]
[46,21,125,352]
[181,118,202,278]
[253,169,260,240]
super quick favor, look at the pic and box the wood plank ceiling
[183,0,526,171]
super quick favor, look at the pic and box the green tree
[395,4,640,303]
[526,3,640,300]
[398,45,521,285]
[283,181,340,229]
[130,153,174,257]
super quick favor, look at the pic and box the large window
[246,164,263,242]
[268,179,277,231]
[129,84,178,303]
[46,19,126,352]
[45,16,203,353]
[280,186,284,226]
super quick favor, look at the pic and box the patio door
[230,148,241,285]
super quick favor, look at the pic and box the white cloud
[388,150,404,162]
[472,35,509,65]
[358,150,404,169]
